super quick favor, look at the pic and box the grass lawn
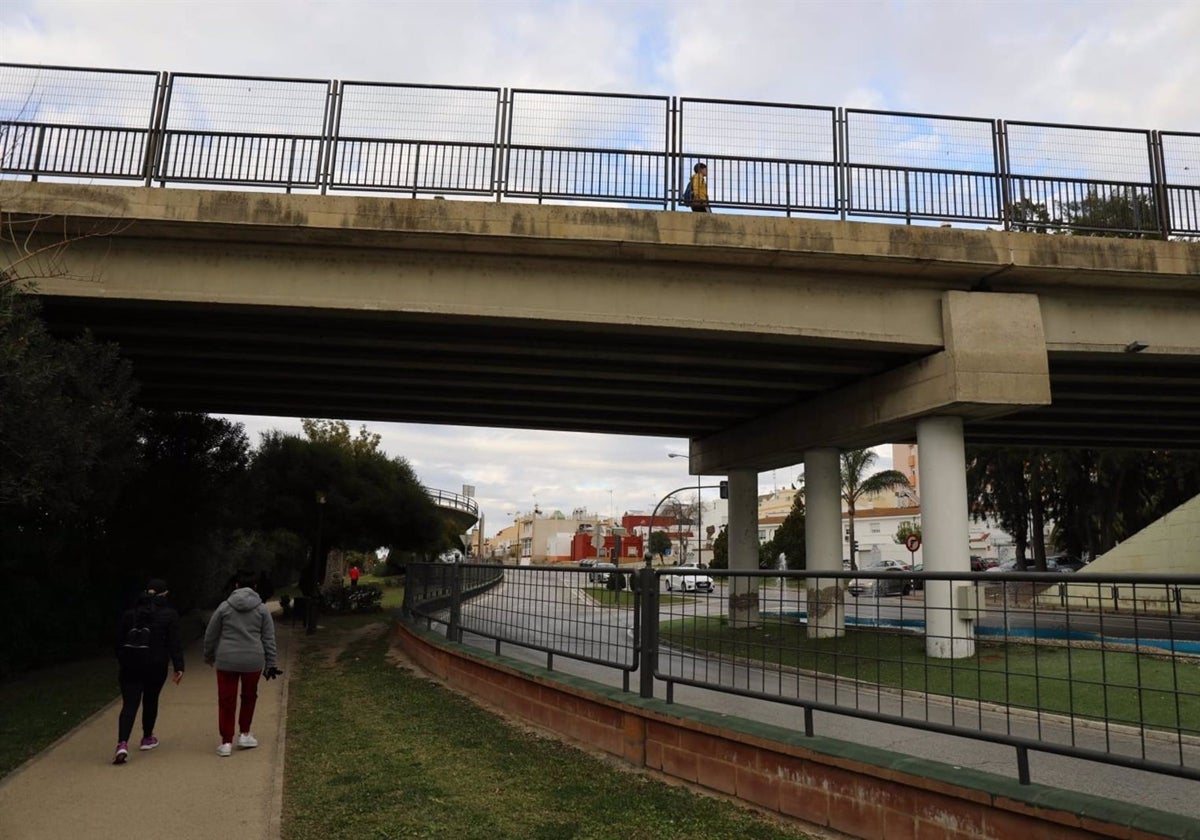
[283,614,813,840]
[661,617,1200,732]
[0,653,118,778]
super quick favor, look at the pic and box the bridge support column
[804,447,845,638]
[918,415,975,659]
[726,468,760,628]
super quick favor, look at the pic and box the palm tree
[841,449,910,570]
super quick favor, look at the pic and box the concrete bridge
[5,181,1200,652]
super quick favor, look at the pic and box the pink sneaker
[139,736,159,751]
[113,742,128,765]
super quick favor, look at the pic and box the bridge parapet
[425,486,479,527]
[3,62,1198,237]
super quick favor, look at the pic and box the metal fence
[422,485,480,518]
[405,562,1200,786]
[3,62,1199,236]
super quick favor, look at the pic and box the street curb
[0,694,123,787]
[266,617,294,840]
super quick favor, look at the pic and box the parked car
[969,555,999,572]
[848,561,913,597]
[665,566,715,593]
[1047,553,1086,571]
[587,562,617,583]
[984,557,1076,573]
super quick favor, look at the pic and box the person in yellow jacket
[689,162,710,212]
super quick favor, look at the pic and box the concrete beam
[6,182,1200,289]
[693,291,1051,472]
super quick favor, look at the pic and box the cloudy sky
[4,0,1198,535]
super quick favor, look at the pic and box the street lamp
[307,492,326,636]
[668,453,702,565]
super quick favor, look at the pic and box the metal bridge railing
[404,561,1200,787]
[422,486,479,518]
[3,62,1199,238]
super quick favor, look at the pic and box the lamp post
[307,492,326,636]
[668,453,702,565]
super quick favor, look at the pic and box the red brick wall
[394,623,1175,840]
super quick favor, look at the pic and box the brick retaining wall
[395,622,1198,840]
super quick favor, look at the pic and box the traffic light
[719,480,729,499]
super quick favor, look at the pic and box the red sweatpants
[216,669,261,743]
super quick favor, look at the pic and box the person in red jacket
[349,564,360,589]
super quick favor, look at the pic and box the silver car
[848,563,913,597]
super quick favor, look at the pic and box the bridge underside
[8,183,1200,470]
[35,293,1200,456]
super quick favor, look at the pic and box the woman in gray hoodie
[203,570,278,757]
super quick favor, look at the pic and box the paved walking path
[0,618,295,840]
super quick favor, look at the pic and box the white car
[665,566,715,593]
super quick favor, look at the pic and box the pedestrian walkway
[0,619,294,840]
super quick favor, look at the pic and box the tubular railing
[405,562,641,691]
[3,62,1199,237]
[422,486,480,518]
[404,561,1200,786]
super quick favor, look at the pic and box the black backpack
[682,178,694,207]
[120,609,153,667]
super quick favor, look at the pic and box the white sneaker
[217,742,232,757]
[236,733,258,750]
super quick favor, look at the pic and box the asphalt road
[449,573,1200,821]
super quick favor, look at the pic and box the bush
[320,583,383,614]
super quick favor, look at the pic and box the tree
[967,446,1041,568]
[1065,188,1161,239]
[710,526,728,569]
[894,520,921,545]
[840,449,909,570]
[103,410,251,609]
[770,492,807,571]
[300,418,382,457]
[1044,448,1200,561]
[245,426,443,594]
[1005,189,1162,239]
[0,292,141,674]
[648,529,672,561]
[1006,197,1053,234]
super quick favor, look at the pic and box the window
[870,523,881,534]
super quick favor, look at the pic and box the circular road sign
[904,534,922,553]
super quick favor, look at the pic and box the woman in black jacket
[112,578,185,765]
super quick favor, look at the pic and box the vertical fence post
[1150,130,1172,238]
[29,124,49,183]
[495,88,510,203]
[448,562,463,643]
[319,79,339,196]
[836,107,847,222]
[666,96,677,210]
[1016,745,1031,785]
[401,575,412,620]
[638,560,658,699]
[142,71,168,188]
[993,119,1009,230]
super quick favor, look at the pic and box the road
[445,573,1200,820]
